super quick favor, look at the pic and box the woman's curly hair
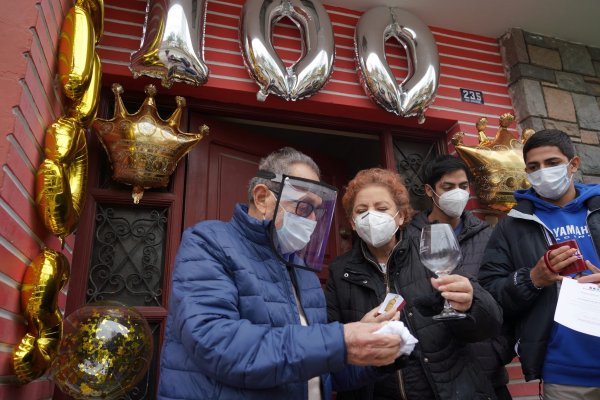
[342,168,413,227]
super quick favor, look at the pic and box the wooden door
[183,115,353,281]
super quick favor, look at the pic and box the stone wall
[500,28,600,183]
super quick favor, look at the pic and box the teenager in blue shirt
[479,129,600,399]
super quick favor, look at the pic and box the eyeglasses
[271,190,325,219]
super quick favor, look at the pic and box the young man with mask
[412,155,514,400]
[479,129,600,399]
[158,148,404,400]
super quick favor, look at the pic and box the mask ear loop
[426,184,442,210]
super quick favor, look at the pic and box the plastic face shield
[263,173,337,273]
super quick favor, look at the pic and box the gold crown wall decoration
[93,83,208,203]
[452,113,533,212]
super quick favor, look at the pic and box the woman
[325,168,502,400]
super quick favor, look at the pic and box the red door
[183,115,353,281]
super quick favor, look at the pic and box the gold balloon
[76,0,104,43]
[67,52,102,127]
[36,127,88,240]
[13,249,70,383]
[452,113,531,212]
[51,303,153,399]
[44,116,80,162]
[93,83,208,203]
[58,5,95,100]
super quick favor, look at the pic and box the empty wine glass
[419,224,466,320]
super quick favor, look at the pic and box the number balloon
[76,0,104,43]
[12,249,69,383]
[355,7,439,123]
[58,4,95,100]
[130,0,210,88]
[240,0,335,101]
[36,126,88,241]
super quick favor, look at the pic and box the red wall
[0,0,73,398]
[99,0,514,141]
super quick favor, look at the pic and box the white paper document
[554,277,600,337]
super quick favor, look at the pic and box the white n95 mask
[354,210,400,248]
[434,188,470,218]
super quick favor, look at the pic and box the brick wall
[501,28,600,183]
[0,0,74,399]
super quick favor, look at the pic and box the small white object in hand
[374,321,418,356]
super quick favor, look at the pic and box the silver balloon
[130,0,209,88]
[240,0,335,101]
[355,7,439,123]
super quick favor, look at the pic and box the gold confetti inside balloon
[51,303,153,400]
[93,83,208,203]
[452,113,532,212]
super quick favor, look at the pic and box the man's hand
[360,306,400,323]
[576,261,600,284]
[431,275,473,312]
[343,322,402,366]
[530,245,578,287]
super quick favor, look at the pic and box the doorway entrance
[183,114,383,280]
[63,104,441,399]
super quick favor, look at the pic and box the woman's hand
[431,275,473,312]
[360,305,400,323]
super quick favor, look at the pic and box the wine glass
[419,224,466,320]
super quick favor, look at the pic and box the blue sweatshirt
[515,184,600,386]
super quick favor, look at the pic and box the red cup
[547,239,587,276]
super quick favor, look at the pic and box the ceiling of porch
[325,0,600,47]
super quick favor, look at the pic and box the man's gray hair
[247,147,320,203]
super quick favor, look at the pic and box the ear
[252,184,271,217]
[424,184,434,198]
[396,215,405,227]
[570,156,580,173]
[349,217,357,231]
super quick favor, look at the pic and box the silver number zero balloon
[130,0,210,88]
[355,7,439,123]
[239,0,335,102]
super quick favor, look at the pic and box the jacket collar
[231,203,272,245]
[409,210,488,242]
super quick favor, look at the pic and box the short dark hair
[522,129,575,161]
[422,155,471,187]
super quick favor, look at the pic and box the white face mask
[276,209,317,254]
[354,210,400,248]
[432,188,470,218]
[527,163,571,200]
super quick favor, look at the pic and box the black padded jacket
[325,211,503,400]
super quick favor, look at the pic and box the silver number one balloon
[130,0,210,88]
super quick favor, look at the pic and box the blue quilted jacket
[158,204,378,400]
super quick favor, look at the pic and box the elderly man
[158,147,402,400]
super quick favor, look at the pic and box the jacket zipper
[360,234,409,398]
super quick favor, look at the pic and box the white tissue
[374,321,418,356]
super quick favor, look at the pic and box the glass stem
[443,299,454,313]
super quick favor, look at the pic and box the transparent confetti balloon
[51,302,153,399]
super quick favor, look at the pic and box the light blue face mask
[276,209,317,254]
[527,162,572,200]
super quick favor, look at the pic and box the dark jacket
[158,204,378,400]
[410,211,515,390]
[326,211,503,400]
[479,189,600,381]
